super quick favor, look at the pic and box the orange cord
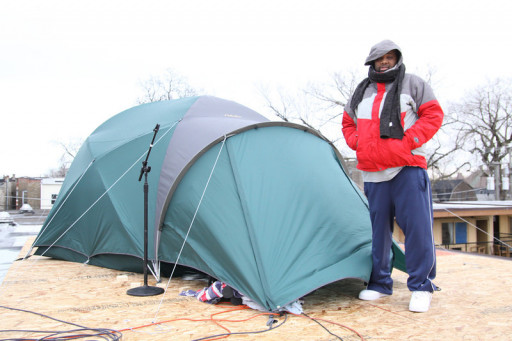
[17,301,366,340]
[117,304,366,341]
[117,304,275,340]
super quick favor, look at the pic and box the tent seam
[29,159,95,257]
[224,137,274,310]
[34,123,179,260]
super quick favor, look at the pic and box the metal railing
[440,235,512,257]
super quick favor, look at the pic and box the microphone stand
[127,123,164,296]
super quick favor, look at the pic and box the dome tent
[32,96,405,312]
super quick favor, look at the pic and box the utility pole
[4,177,7,211]
[507,145,512,200]
[491,163,501,201]
[503,167,510,199]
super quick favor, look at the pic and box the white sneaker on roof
[358,289,390,301]
[409,291,432,312]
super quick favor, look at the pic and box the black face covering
[350,64,406,139]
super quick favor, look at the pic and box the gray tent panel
[154,96,269,232]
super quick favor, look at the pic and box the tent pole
[127,124,164,297]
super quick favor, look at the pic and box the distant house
[393,201,512,258]
[464,167,496,200]
[0,176,17,210]
[41,178,65,210]
[432,179,478,202]
[16,177,42,209]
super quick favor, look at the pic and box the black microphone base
[127,285,165,296]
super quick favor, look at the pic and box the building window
[51,194,58,204]
[442,223,452,244]
[455,222,467,243]
[442,222,467,244]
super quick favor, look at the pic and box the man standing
[342,40,443,312]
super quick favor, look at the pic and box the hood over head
[364,39,403,67]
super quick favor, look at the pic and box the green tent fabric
[33,96,405,312]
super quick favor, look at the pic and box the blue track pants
[364,167,436,294]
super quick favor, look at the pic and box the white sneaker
[409,291,432,312]
[358,289,390,301]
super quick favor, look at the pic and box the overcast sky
[1,0,511,177]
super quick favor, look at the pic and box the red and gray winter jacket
[342,73,444,172]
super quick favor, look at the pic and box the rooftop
[41,177,65,185]
[434,200,512,209]
[1,240,511,340]
[433,200,512,219]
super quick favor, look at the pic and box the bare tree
[406,65,474,180]
[303,71,360,131]
[427,132,472,181]
[305,70,360,109]
[258,70,361,150]
[425,112,475,182]
[46,163,68,178]
[259,69,472,183]
[137,69,201,104]
[57,140,81,160]
[46,138,83,177]
[447,78,512,198]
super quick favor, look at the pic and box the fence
[1,195,43,211]
[440,233,512,258]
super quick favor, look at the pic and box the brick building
[0,176,17,210]
[14,177,42,210]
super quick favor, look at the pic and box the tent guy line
[32,96,404,312]
[25,160,95,259]
[26,120,181,265]
[153,134,228,323]
[442,208,512,249]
